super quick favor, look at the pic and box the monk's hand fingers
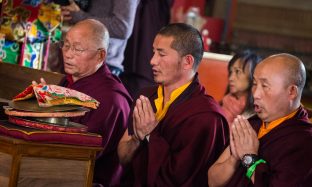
[132,107,142,140]
[136,97,146,122]
[232,116,250,158]
[32,80,38,86]
[134,105,147,140]
[234,116,259,156]
[230,131,239,159]
[141,96,154,118]
[231,118,242,142]
[141,96,157,123]
[239,116,259,151]
[40,78,47,85]
[140,96,158,135]
[237,115,250,135]
[133,96,156,140]
[32,78,47,86]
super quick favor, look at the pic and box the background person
[60,0,139,75]
[221,50,261,124]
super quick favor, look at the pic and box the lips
[152,69,160,76]
[254,103,262,113]
[64,62,74,68]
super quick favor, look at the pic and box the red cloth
[0,120,102,146]
[225,106,312,187]
[126,76,229,186]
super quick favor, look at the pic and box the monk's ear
[182,54,194,70]
[288,85,298,100]
[97,49,106,62]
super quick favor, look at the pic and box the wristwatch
[241,154,258,168]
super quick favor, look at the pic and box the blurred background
[172,0,312,89]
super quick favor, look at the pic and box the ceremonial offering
[3,84,99,132]
[13,84,99,109]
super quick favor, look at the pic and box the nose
[229,72,235,81]
[150,53,158,66]
[252,84,260,100]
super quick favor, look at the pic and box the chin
[229,89,236,94]
[64,69,72,74]
[153,77,162,84]
[257,113,268,122]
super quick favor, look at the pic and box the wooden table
[0,135,102,187]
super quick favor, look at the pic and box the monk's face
[150,35,184,87]
[252,59,291,123]
[62,25,103,81]
[228,59,250,97]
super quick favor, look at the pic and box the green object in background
[2,40,20,64]
[22,42,44,69]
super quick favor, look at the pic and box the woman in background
[221,50,261,124]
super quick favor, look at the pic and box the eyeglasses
[58,40,102,56]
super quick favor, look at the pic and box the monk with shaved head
[208,53,312,187]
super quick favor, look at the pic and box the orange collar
[258,109,299,139]
[154,81,191,122]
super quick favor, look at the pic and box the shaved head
[72,19,110,52]
[252,53,306,122]
[259,53,306,94]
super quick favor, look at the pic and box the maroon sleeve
[146,112,228,186]
[75,93,130,152]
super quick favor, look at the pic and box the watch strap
[246,159,267,179]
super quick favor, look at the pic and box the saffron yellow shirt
[258,109,299,139]
[154,81,191,122]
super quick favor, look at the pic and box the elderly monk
[208,53,312,187]
[58,19,132,186]
[117,23,229,186]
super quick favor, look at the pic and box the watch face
[244,156,253,165]
[242,154,258,168]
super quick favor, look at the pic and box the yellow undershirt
[258,109,299,139]
[154,81,191,122]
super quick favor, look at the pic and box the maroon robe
[60,64,133,186]
[225,106,312,187]
[125,76,229,186]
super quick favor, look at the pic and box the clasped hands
[132,95,158,141]
[230,115,259,161]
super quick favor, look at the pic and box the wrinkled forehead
[254,60,286,83]
[66,27,91,42]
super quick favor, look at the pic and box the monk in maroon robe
[224,107,312,187]
[118,23,229,186]
[208,53,312,187]
[57,19,133,186]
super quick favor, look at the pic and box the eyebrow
[64,38,82,46]
[153,47,167,54]
[231,67,243,70]
[254,77,270,84]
